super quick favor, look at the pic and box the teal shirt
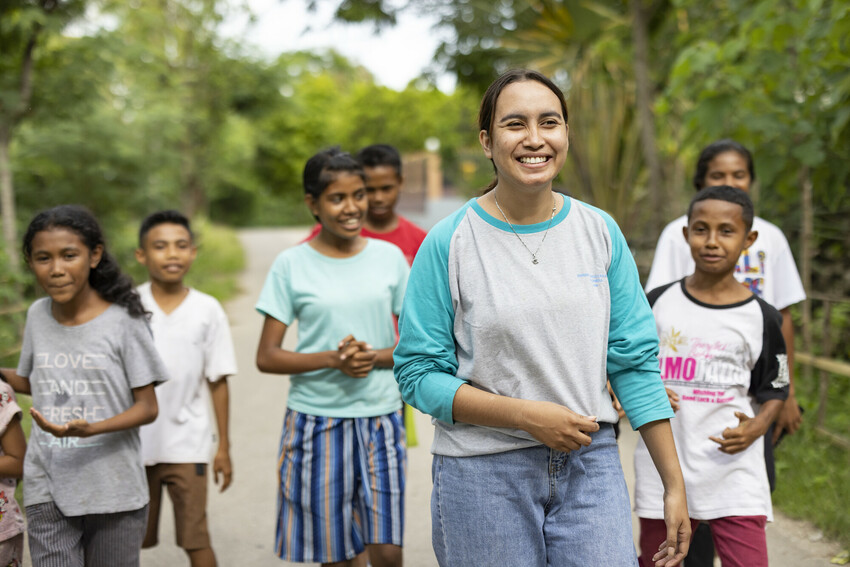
[256,240,409,418]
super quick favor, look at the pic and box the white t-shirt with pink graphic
[634,280,789,521]
[645,215,805,311]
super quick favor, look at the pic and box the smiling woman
[393,69,691,567]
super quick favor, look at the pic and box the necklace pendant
[532,257,539,265]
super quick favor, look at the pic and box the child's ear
[304,194,319,218]
[479,129,493,159]
[90,244,104,269]
[134,247,146,265]
[745,229,758,249]
[682,225,689,243]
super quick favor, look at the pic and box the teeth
[519,156,547,164]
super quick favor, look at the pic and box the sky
[224,0,456,92]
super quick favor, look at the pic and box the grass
[773,362,850,550]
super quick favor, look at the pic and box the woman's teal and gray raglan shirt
[394,196,674,457]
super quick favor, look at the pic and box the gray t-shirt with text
[17,299,168,516]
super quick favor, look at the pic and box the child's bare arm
[773,307,801,442]
[256,316,371,378]
[709,399,784,454]
[30,383,158,438]
[639,419,690,567]
[372,347,395,369]
[209,377,232,492]
[0,416,26,479]
[0,369,31,395]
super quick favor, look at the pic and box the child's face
[703,151,751,192]
[28,228,102,305]
[135,223,196,285]
[685,199,757,276]
[364,165,402,224]
[307,172,368,241]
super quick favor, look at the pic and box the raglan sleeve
[602,213,674,429]
[750,299,790,403]
[393,217,466,424]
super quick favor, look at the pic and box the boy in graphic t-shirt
[634,186,789,567]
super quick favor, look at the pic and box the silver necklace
[493,191,557,265]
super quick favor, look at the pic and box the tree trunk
[799,164,813,384]
[630,0,665,236]
[0,126,19,270]
[0,23,41,272]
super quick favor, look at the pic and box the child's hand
[519,400,599,452]
[652,488,690,566]
[213,448,233,492]
[339,349,377,378]
[30,408,94,437]
[335,335,376,378]
[666,388,680,412]
[708,411,764,454]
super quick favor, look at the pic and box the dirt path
[139,227,840,567]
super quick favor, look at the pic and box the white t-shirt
[633,280,789,521]
[138,283,238,465]
[645,215,806,310]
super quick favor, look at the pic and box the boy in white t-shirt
[635,186,789,567]
[136,210,238,567]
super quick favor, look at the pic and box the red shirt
[303,215,427,266]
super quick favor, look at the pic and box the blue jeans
[431,424,637,567]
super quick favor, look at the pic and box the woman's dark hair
[138,209,193,247]
[23,205,148,318]
[303,147,365,221]
[688,185,755,231]
[693,139,756,191]
[478,69,569,192]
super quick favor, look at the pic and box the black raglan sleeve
[646,279,680,308]
[749,297,790,404]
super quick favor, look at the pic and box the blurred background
[1,0,848,556]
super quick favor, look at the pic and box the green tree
[0,0,87,269]
[664,0,850,284]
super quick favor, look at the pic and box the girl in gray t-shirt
[1,205,168,567]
